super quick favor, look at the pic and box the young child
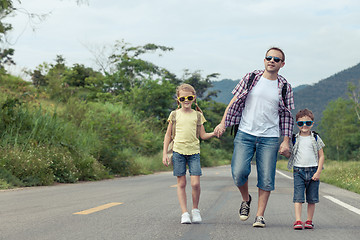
[162,83,216,224]
[286,109,325,230]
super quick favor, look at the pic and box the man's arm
[214,95,237,137]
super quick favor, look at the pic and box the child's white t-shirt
[293,135,318,167]
[239,76,280,137]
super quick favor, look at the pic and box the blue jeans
[293,166,319,203]
[231,130,279,191]
[172,151,202,176]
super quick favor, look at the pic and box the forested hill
[210,62,360,121]
[292,62,360,121]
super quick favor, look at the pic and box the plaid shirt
[225,70,295,137]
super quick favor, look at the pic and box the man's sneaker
[181,212,191,224]
[304,220,314,229]
[191,209,202,223]
[239,194,252,221]
[253,216,266,228]
[293,220,304,230]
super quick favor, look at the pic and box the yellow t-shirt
[168,109,206,155]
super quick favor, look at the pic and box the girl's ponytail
[194,100,203,113]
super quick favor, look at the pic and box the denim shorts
[231,130,279,191]
[293,166,320,203]
[172,151,202,176]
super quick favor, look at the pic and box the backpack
[167,110,202,160]
[292,131,318,145]
[231,72,288,137]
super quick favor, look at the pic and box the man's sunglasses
[265,56,283,63]
[178,95,195,102]
[296,121,314,127]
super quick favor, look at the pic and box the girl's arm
[199,125,216,140]
[162,122,173,167]
[312,148,325,181]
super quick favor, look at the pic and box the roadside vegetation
[0,42,233,189]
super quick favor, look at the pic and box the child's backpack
[167,110,202,160]
[292,131,318,145]
[231,72,288,137]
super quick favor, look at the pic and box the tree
[348,81,360,121]
[181,70,219,101]
[64,63,101,87]
[91,40,178,96]
[0,0,87,72]
[0,0,16,71]
[320,98,360,161]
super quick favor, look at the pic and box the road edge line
[324,195,360,215]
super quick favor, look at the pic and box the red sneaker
[293,220,303,230]
[304,220,314,229]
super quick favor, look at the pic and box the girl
[162,83,216,224]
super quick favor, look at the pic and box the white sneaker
[181,212,192,224]
[191,209,202,223]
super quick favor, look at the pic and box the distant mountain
[209,63,360,124]
[210,79,238,104]
[292,62,360,122]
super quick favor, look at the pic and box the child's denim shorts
[172,151,202,176]
[293,166,320,203]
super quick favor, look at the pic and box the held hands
[214,123,226,138]
[278,139,290,158]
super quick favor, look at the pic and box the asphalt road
[0,165,359,240]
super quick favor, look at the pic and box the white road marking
[324,195,360,215]
[276,170,293,179]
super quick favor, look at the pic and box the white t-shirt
[239,76,280,137]
[293,135,318,167]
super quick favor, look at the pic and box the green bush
[0,167,23,188]
[76,102,163,174]
[0,147,54,186]
[200,141,232,167]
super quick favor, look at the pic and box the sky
[4,0,360,87]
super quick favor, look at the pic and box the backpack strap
[312,131,318,141]
[196,111,202,139]
[292,133,296,145]
[170,110,177,140]
[246,72,256,90]
[282,83,287,108]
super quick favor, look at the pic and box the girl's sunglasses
[265,56,282,63]
[178,95,195,102]
[296,121,314,127]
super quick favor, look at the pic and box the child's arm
[312,148,325,181]
[199,125,217,140]
[162,122,173,167]
[279,136,291,157]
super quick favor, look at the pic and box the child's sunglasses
[265,56,282,63]
[178,95,195,102]
[296,121,314,127]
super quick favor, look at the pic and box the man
[214,47,294,227]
